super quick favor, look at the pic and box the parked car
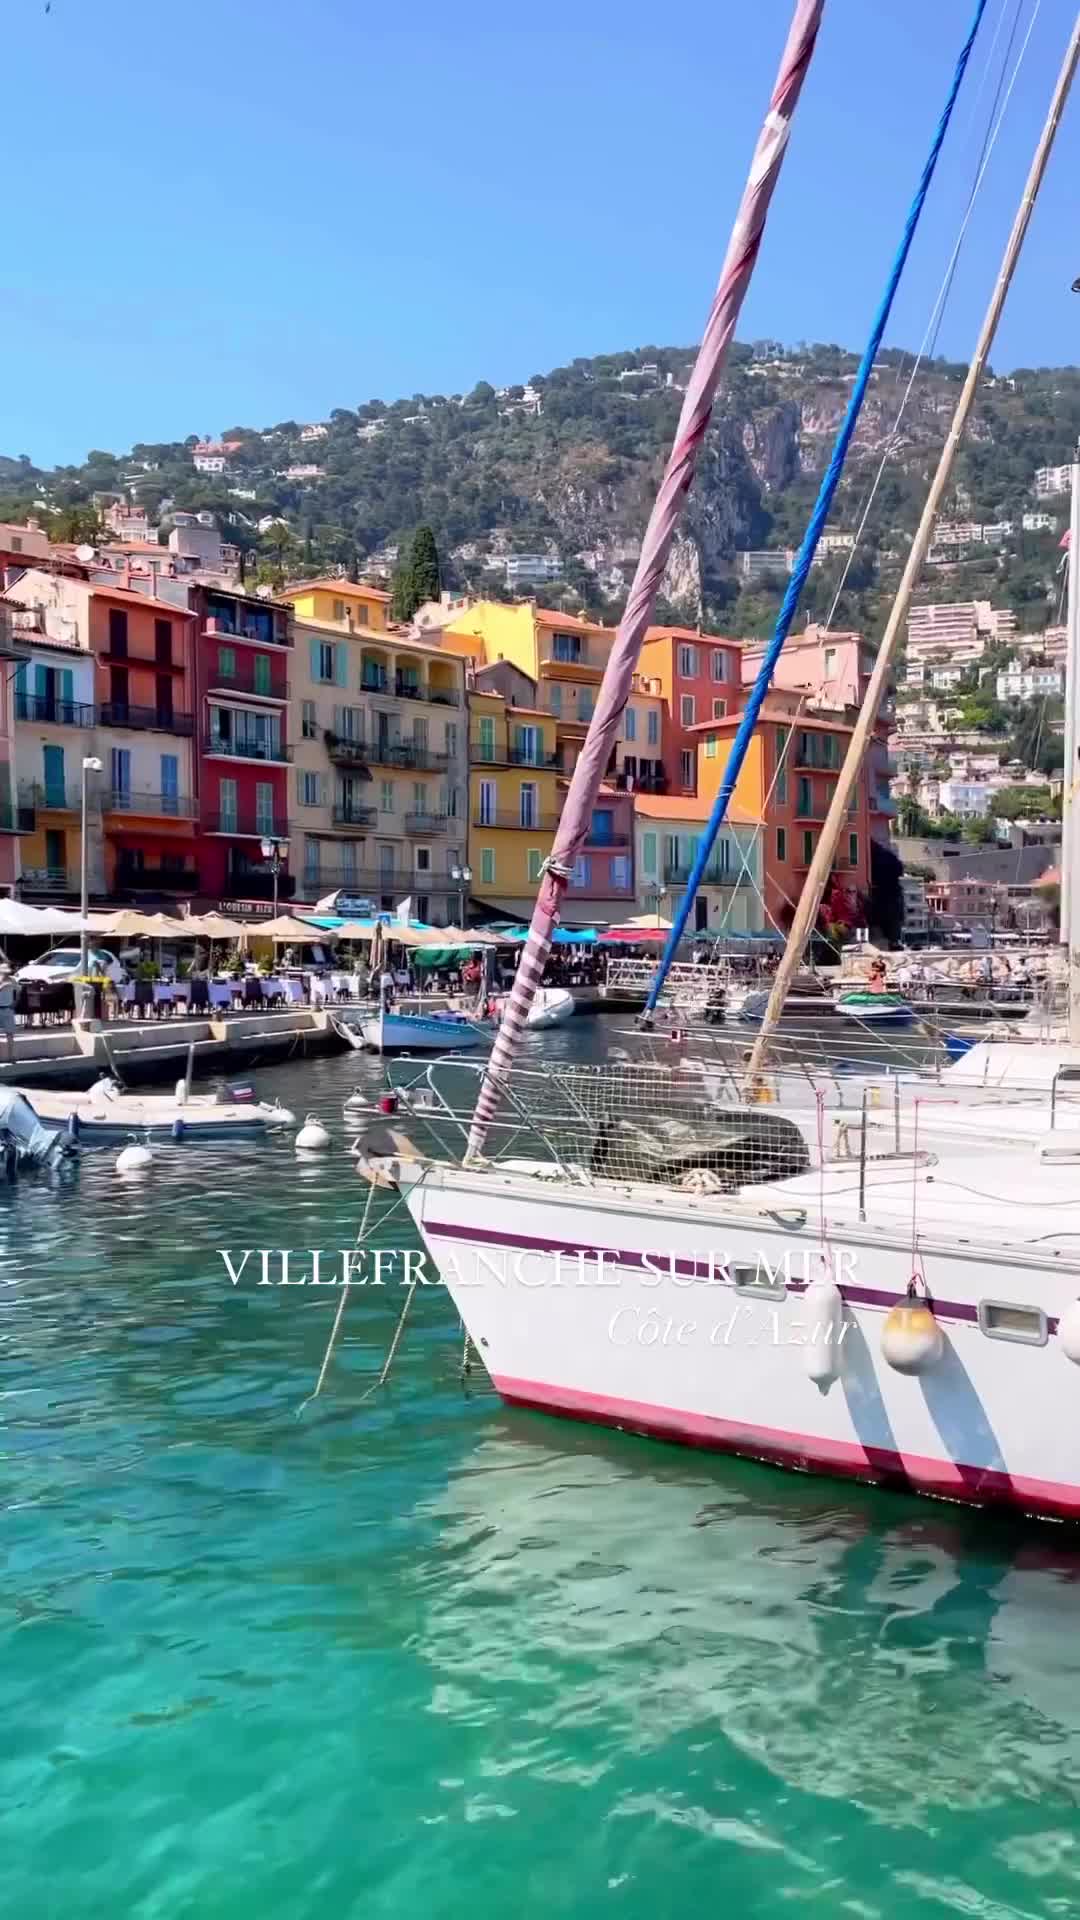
[16,946,127,987]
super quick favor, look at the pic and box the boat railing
[378,1040,1080,1200]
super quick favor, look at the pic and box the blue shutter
[35,664,48,698]
[334,643,348,687]
[309,638,322,681]
[60,668,74,708]
[43,744,65,808]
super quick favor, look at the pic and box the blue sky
[3,0,1077,467]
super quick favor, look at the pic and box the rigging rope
[824,0,1041,628]
[463,0,826,1163]
[643,0,990,1019]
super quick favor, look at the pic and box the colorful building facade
[694,697,870,928]
[192,585,293,907]
[633,794,763,934]
[637,627,743,796]
[289,616,467,918]
[467,690,561,918]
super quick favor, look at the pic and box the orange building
[636,627,743,796]
[692,694,870,928]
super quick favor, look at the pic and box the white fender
[803,1276,844,1389]
[296,1114,331,1152]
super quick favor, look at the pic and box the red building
[191,585,293,907]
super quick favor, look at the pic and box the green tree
[391,525,441,620]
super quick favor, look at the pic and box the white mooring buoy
[116,1142,154,1174]
[296,1114,331,1152]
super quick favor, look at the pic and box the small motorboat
[360,1010,487,1053]
[23,1077,297,1142]
[490,987,575,1030]
[834,989,915,1028]
[0,1089,75,1173]
[527,987,575,1029]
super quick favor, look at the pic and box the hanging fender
[803,1275,845,1390]
[882,1279,944,1376]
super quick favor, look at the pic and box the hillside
[4,341,1079,639]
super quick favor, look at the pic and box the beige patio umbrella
[180,913,247,939]
[255,915,331,942]
[95,910,192,937]
[620,912,673,931]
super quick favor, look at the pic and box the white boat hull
[361,1012,486,1053]
[23,1087,295,1140]
[402,1161,1080,1521]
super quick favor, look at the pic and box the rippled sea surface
[4,1026,1080,1918]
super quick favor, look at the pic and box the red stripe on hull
[493,1375,1080,1522]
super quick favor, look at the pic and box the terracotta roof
[632,792,761,825]
[644,626,742,647]
[284,577,391,603]
[532,608,612,635]
[686,704,855,735]
[88,582,195,617]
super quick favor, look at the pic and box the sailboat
[363,12,1080,1521]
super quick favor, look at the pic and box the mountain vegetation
[3,341,1078,644]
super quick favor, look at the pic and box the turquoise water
[4,1035,1080,1918]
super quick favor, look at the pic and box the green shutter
[61,668,74,706]
[309,637,322,681]
[642,831,656,875]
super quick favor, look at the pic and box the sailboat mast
[463,0,826,1162]
[746,11,1080,1087]
[1063,454,1080,1039]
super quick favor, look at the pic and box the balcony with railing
[584,829,631,849]
[508,747,560,767]
[204,602,291,649]
[0,797,36,833]
[404,812,449,834]
[103,788,195,818]
[20,782,80,813]
[99,702,194,735]
[114,864,199,895]
[15,692,94,728]
[223,867,297,901]
[336,736,448,771]
[203,809,291,839]
[203,731,292,764]
[21,865,74,893]
[472,810,560,831]
[332,803,379,831]
[300,865,417,895]
[663,862,743,886]
[206,654,289,701]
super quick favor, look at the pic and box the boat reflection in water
[414,1419,1080,1856]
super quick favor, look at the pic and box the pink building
[563,783,635,921]
[741,623,894,845]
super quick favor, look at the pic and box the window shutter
[61,668,74,705]
[309,638,321,680]
[334,643,348,687]
[332,705,343,734]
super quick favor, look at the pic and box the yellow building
[443,602,616,777]
[284,578,391,632]
[287,612,467,919]
[467,690,561,917]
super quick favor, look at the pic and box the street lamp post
[79,756,103,978]
[450,862,472,929]
[260,836,289,918]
